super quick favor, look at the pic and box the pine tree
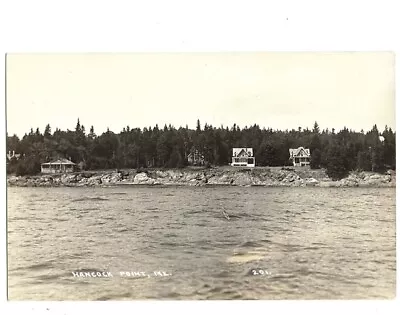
[196,119,201,132]
[88,126,96,139]
[310,148,321,169]
[371,144,385,173]
[75,118,81,133]
[44,124,51,137]
[312,121,320,134]
[309,134,321,152]
[357,150,372,171]
[325,143,350,180]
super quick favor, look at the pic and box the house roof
[289,147,310,158]
[41,158,76,165]
[187,151,204,158]
[232,148,254,157]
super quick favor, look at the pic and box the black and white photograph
[5,52,396,301]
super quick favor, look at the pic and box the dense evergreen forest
[6,119,396,180]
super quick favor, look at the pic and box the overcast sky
[6,52,395,138]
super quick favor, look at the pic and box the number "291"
[251,269,271,276]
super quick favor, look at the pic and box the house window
[248,158,254,164]
[234,158,239,162]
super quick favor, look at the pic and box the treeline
[6,119,396,180]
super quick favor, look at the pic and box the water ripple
[7,186,396,300]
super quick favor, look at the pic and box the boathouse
[289,147,311,166]
[41,158,76,174]
[231,148,255,167]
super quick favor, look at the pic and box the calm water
[7,186,396,300]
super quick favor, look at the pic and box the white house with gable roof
[231,148,255,167]
[289,147,311,166]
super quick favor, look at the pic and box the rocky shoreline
[6,167,396,188]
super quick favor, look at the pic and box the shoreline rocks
[6,168,396,188]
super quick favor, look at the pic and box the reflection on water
[7,186,396,300]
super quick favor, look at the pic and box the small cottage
[231,148,255,167]
[289,147,311,166]
[187,149,205,166]
[7,151,21,161]
[41,158,76,174]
